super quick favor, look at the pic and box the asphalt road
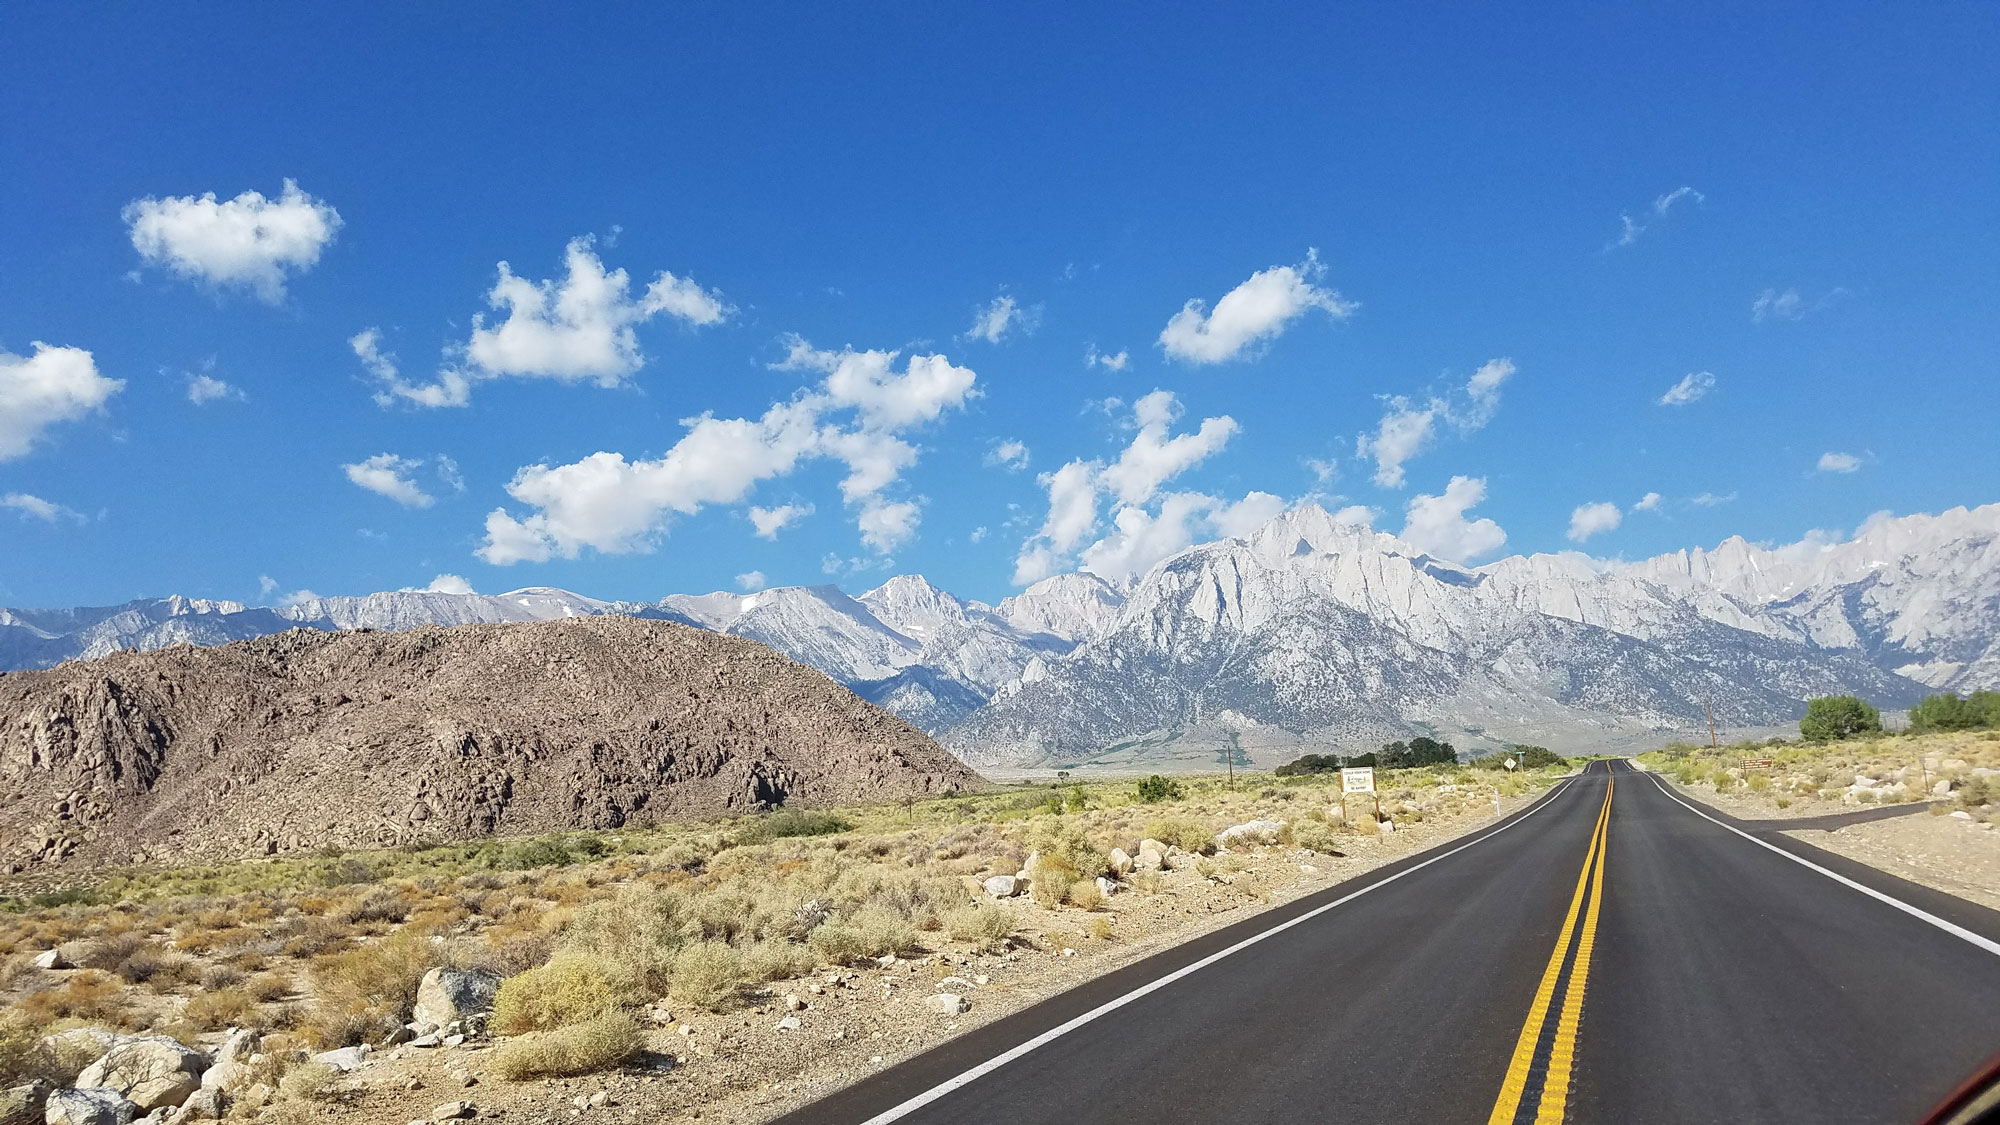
[778,760,2000,1124]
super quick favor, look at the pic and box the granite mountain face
[4,503,1995,768]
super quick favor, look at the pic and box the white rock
[77,1038,208,1112]
[1379,820,1395,835]
[163,1087,223,1124]
[1934,780,1955,797]
[1215,820,1286,848]
[412,968,500,1033]
[30,948,67,971]
[1136,839,1168,870]
[430,1101,475,1121]
[775,1016,802,1032]
[1094,876,1118,898]
[1107,848,1133,875]
[43,1088,137,1125]
[311,1045,370,1073]
[783,994,804,1012]
[925,993,970,1015]
[1952,810,1974,820]
[981,875,1022,899]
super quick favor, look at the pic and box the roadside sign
[1741,757,1774,769]
[1341,766,1376,794]
[1504,757,1518,772]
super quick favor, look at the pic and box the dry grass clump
[493,954,622,1034]
[1065,880,1105,912]
[305,929,438,1046]
[942,903,1015,951]
[667,942,742,1012]
[493,1011,641,1080]
[1143,818,1214,855]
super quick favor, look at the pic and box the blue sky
[3,4,1996,609]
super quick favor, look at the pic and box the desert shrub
[1031,822,1109,883]
[493,1011,640,1080]
[1711,771,1735,791]
[557,885,684,994]
[0,1011,59,1086]
[247,972,293,1002]
[496,838,574,871]
[202,963,248,991]
[1135,775,1184,802]
[806,921,867,965]
[1066,880,1105,912]
[1746,773,1770,792]
[17,969,128,1026]
[1292,820,1340,853]
[1028,872,1068,909]
[308,928,437,1044]
[1143,818,1214,855]
[669,941,743,1011]
[277,1061,336,1102]
[742,939,815,983]
[493,954,622,1034]
[185,988,259,1031]
[735,810,853,845]
[942,903,1015,951]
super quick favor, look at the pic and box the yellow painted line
[1534,770,1612,1123]
[1486,773,1613,1125]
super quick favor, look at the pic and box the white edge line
[857,774,1582,1124]
[1642,769,2000,958]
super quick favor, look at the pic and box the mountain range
[6,501,1995,768]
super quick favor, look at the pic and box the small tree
[1910,692,1984,733]
[1799,696,1882,742]
[1135,775,1183,803]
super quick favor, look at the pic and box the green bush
[1910,691,2000,733]
[1135,774,1183,802]
[1274,754,1342,777]
[735,809,853,844]
[496,838,574,870]
[1800,696,1882,742]
[1143,817,1214,855]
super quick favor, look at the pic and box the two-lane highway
[780,760,2000,1124]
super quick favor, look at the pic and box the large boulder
[412,968,501,1033]
[42,1088,137,1125]
[981,875,1023,899]
[75,1038,207,1112]
[0,1079,50,1125]
[164,1087,224,1124]
[1135,839,1168,871]
[1107,847,1133,875]
[1216,820,1286,849]
[310,1046,369,1073]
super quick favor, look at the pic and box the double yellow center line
[1487,770,1614,1125]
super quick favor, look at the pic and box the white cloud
[481,342,975,563]
[360,236,727,407]
[1101,390,1238,505]
[124,180,341,302]
[748,503,812,539]
[1566,501,1623,543]
[1331,504,1378,528]
[1357,358,1516,488]
[1608,185,1704,249]
[1691,491,1737,507]
[985,439,1030,471]
[968,525,988,543]
[1011,392,1247,583]
[1400,476,1507,563]
[343,453,438,508]
[1086,346,1130,372]
[423,574,476,595]
[1633,491,1663,512]
[1658,371,1715,406]
[1752,288,1804,323]
[736,570,767,592]
[186,373,243,404]
[2,492,85,524]
[857,499,921,553]
[0,343,124,461]
[1209,491,1287,538]
[967,295,1038,343]
[1158,250,1356,364]
[1817,451,1861,474]
[258,575,280,597]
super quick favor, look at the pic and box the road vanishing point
[780,760,2000,1124]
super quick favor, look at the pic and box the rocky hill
[0,616,976,871]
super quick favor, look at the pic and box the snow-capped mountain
[4,502,1994,766]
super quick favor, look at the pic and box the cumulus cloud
[1633,491,1663,512]
[1566,501,1623,543]
[359,236,727,407]
[424,574,476,595]
[343,453,441,508]
[1158,250,1356,364]
[1608,185,1704,249]
[1658,371,1715,406]
[748,503,812,539]
[1331,504,1378,528]
[0,343,124,461]
[1400,476,1507,563]
[124,180,341,302]
[186,373,243,404]
[967,295,1038,343]
[1753,286,1847,323]
[736,570,767,592]
[1817,451,1862,474]
[985,439,1030,472]
[480,342,976,563]
[1101,390,1238,505]
[1086,346,1130,372]
[1357,358,1516,488]
[1011,393,1262,584]
[2,492,85,524]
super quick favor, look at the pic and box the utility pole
[1706,698,1718,749]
